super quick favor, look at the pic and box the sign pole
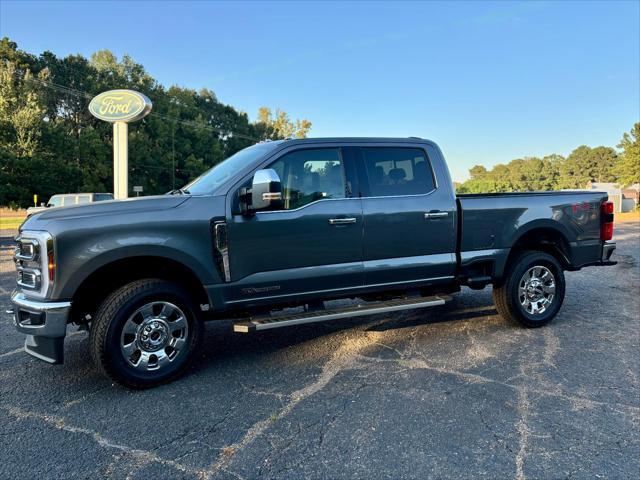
[113,121,128,199]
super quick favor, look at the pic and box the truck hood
[22,195,190,229]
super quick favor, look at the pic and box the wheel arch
[498,226,572,280]
[70,255,211,324]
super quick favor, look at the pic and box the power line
[6,69,220,178]
[7,71,616,182]
[10,67,260,142]
[151,111,258,141]
[131,162,203,173]
[14,71,92,100]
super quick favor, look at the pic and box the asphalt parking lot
[0,223,638,480]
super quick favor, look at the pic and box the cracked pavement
[0,223,638,479]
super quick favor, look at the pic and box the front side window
[269,148,345,210]
[362,147,435,197]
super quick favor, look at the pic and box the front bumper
[10,291,71,364]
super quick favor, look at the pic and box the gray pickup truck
[11,138,616,388]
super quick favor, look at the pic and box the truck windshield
[183,142,281,195]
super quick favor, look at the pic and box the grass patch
[0,216,24,230]
[616,210,640,223]
[1,208,27,230]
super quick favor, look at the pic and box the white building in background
[585,182,639,212]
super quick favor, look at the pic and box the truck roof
[267,136,433,146]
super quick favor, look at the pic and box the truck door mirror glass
[250,169,283,211]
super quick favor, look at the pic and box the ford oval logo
[88,89,152,122]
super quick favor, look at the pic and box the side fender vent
[211,218,231,282]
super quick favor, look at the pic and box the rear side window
[362,147,435,197]
[76,194,91,204]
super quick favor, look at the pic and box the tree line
[1,37,638,207]
[456,124,639,194]
[0,38,311,208]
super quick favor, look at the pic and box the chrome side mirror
[251,169,283,211]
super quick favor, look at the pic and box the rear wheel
[493,251,565,328]
[90,279,202,388]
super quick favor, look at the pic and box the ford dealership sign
[88,89,152,122]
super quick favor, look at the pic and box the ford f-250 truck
[11,138,617,388]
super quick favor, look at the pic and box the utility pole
[172,124,176,191]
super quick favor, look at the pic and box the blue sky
[1,0,638,181]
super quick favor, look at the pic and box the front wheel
[493,251,566,328]
[90,279,203,388]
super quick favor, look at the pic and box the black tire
[90,279,202,388]
[493,251,565,328]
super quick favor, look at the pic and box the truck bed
[456,190,610,275]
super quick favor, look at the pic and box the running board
[233,295,450,333]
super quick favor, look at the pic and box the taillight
[600,201,614,241]
[601,223,614,241]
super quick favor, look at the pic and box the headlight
[14,230,55,299]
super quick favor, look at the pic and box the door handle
[424,211,449,219]
[329,217,357,225]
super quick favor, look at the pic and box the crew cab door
[356,144,457,286]
[223,146,364,305]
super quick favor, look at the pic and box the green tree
[469,165,487,179]
[0,37,313,207]
[456,165,495,193]
[456,147,618,194]
[255,107,312,139]
[558,145,618,188]
[617,123,640,187]
[0,62,47,156]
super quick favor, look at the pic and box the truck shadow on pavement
[366,305,499,332]
[183,294,502,380]
[53,293,504,385]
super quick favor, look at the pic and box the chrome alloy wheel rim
[518,266,556,315]
[120,301,189,372]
